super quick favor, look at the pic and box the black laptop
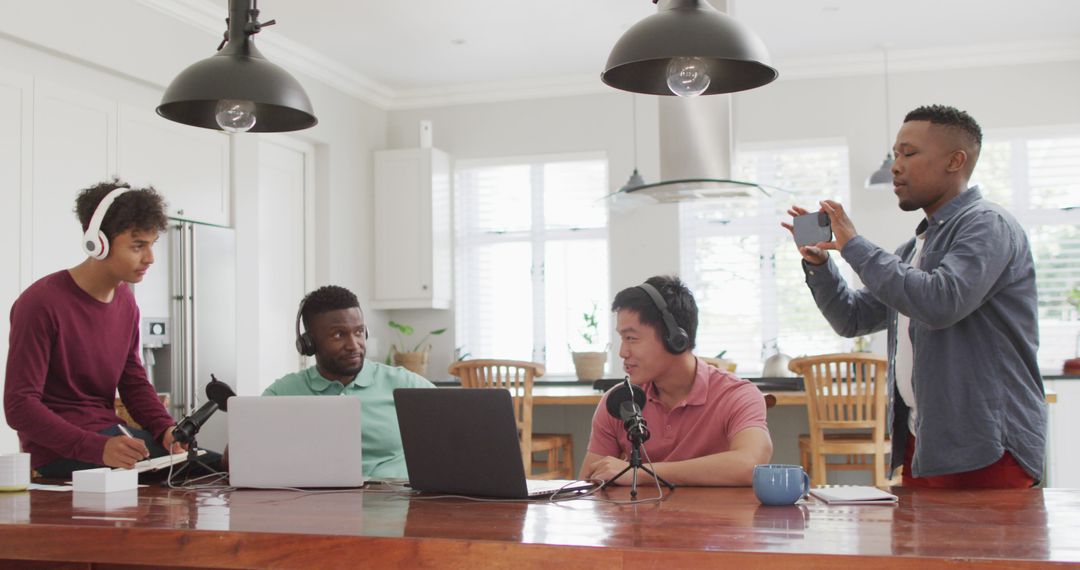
[393,388,592,499]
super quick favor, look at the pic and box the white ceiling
[155,0,1080,107]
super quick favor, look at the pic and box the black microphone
[173,375,235,445]
[605,378,646,419]
[605,377,649,443]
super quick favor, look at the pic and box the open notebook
[121,450,207,473]
[809,486,898,505]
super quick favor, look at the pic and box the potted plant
[570,302,607,381]
[388,320,447,377]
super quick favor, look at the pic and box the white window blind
[972,129,1080,371]
[455,154,609,375]
[680,142,852,374]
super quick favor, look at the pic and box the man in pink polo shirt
[580,276,773,486]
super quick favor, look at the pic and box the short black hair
[74,179,168,241]
[904,104,983,148]
[301,285,361,329]
[611,275,698,351]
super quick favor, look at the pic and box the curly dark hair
[74,179,168,240]
[904,104,983,148]
[301,285,361,329]
[611,275,698,351]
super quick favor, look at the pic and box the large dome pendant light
[602,0,777,97]
[866,48,894,189]
[157,0,317,133]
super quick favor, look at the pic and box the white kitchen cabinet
[372,148,451,310]
[118,103,230,226]
[1045,379,1080,487]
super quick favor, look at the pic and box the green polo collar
[302,360,375,393]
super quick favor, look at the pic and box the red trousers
[902,434,1035,489]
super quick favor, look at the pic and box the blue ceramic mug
[753,464,810,506]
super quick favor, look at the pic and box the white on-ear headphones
[82,187,131,260]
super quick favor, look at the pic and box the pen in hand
[116,424,149,459]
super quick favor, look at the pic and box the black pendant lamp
[866,48,894,189]
[157,0,317,133]
[602,0,777,97]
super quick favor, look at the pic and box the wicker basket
[393,347,430,377]
[572,351,607,381]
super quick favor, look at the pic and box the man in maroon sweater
[5,180,182,478]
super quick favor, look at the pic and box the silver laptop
[228,396,365,488]
[394,388,591,498]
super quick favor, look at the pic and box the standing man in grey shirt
[782,104,1045,488]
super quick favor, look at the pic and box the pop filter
[605,379,646,420]
[173,374,235,444]
[206,376,235,412]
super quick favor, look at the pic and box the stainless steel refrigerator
[136,219,236,452]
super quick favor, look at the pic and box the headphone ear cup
[84,230,109,260]
[296,332,316,356]
[668,327,691,354]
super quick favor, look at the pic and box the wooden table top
[2,485,1078,568]
[532,384,1058,406]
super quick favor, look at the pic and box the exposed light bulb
[214,99,257,133]
[666,57,711,97]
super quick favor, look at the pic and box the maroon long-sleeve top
[4,270,173,469]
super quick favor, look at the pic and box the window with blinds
[680,141,852,373]
[972,129,1080,371]
[455,154,609,375]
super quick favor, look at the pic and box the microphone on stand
[173,375,235,445]
[605,377,649,443]
[599,376,674,498]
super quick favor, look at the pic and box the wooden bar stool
[448,359,574,479]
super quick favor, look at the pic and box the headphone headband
[636,282,691,354]
[82,186,131,260]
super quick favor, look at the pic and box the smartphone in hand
[792,211,832,247]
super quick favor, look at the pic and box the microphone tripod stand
[600,422,676,500]
[166,435,216,486]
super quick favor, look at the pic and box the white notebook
[121,449,207,473]
[809,486,898,505]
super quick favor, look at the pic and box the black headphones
[294,294,369,356]
[295,295,316,356]
[636,282,690,354]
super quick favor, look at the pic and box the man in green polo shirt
[263,285,434,479]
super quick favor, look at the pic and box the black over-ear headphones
[636,282,690,354]
[295,294,369,356]
[295,295,316,356]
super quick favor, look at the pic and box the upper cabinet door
[373,148,452,310]
[31,79,117,281]
[118,103,231,226]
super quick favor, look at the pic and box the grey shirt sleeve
[803,256,889,338]
[840,211,1015,330]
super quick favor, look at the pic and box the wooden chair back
[789,353,887,432]
[447,359,545,471]
[788,353,891,485]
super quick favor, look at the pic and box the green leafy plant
[1068,285,1080,312]
[389,321,447,353]
[579,302,601,348]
